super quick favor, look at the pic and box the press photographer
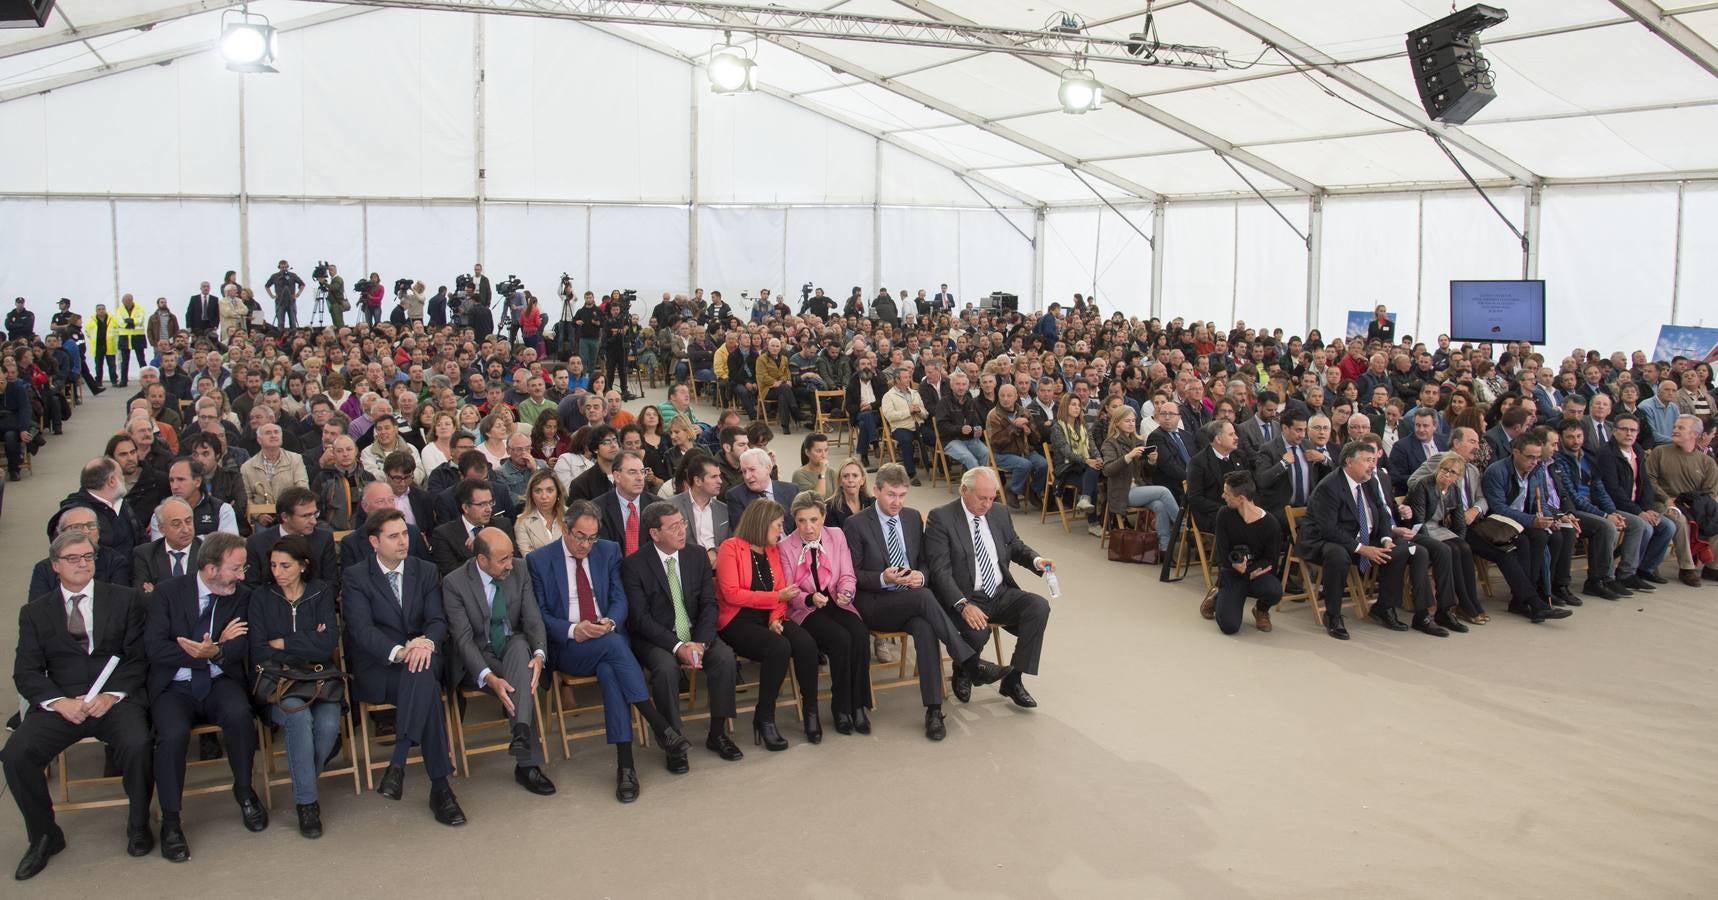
[601,289,636,399]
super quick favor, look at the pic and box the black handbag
[252,659,348,708]
[1470,514,1523,550]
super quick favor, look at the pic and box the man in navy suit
[1388,408,1449,494]
[724,447,799,524]
[526,499,688,803]
[340,510,466,827]
[341,481,432,565]
[145,532,266,861]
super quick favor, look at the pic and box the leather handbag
[252,659,348,708]
[1108,518,1162,565]
[1470,513,1523,549]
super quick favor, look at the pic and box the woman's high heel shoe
[803,708,823,744]
[752,719,788,751]
[834,712,854,735]
[852,707,871,735]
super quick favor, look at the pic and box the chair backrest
[1284,504,1306,541]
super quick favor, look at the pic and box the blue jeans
[274,299,298,330]
[1626,510,1677,573]
[855,411,879,458]
[891,428,918,476]
[943,437,990,472]
[271,698,342,805]
[1127,484,1180,547]
[995,452,1046,494]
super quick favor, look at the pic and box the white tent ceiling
[2,0,1717,204]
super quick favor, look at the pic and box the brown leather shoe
[1252,605,1273,632]
[1200,588,1217,620]
[1681,568,1703,587]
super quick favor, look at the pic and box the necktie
[624,500,639,555]
[192,594,214,701]
[574,558,597,622]
[487,579,508,652]
[169,550,185,577]
[387,569,402,607]
[1597,421,1607,444]
[664,556,690,643]
[972,515,998,597]
[1289,446,1306,506]
[1354,484,1371,572]
[1170,431,1189,465]
[884,518,907,591]
[1261,421,1272,442]
[66,594,89,653]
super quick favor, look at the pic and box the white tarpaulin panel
[1090,206,1153,320]
[115,200,242,307]
[958,208,1035,308]
[696,206,787,300]
[784,207,874,304]
[1540,184,1678,356]
[1043,209,1101,312]
[1318,194,1420,340]
[1234,199,1308,333]
[880,207,960,304]
[482,204,592,328]
[1161,201,1237,322]
[365,204,479,304]
[590,206,689,297]
[1417,189,1529,341]
[1676,184,1718,328]
[698,90,875,204]
[0,199,116,315]
[246,201,365,316]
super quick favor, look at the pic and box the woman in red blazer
[715,499,822,750]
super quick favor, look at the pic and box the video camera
[393,277,414,296]
[801,282,814,302]
[311,261,331,281]
[496,275,524,296]
[455,273,475,294]
[352,277,374,296]
[559,272,573,298]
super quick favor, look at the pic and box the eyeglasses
[466,499,494,509]
[566,531,597,545]
[56,552,96,565]
[387,472,414,482]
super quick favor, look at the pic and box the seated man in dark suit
[30,504,132,600]
[845,464,1008,740]
[340,509,465,826]
[1252,409,1313,531]
[431,450,515,528]
[381,449,435,532]
[621,501,744,765]
[144,532,267,861]
[1297,441,1435,641]
[431,479,516,576]
[594,450,651,556]
[133,499,204,594]
[724,447,800,525]
[924,466,1052,712]
[2,532,154,880]
[1186,419,1247,533]
[340,482,432,565]
[440,527,554,796]
[243,487,339,589]
[1145,404,1194,504]
[1388,407,1449,494]
[527,500,688,802]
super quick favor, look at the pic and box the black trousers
[632,638,738,733]
[605,346,629,395]
[854,587,976,706]
[370,655,452,779]
[797,606,872,715]
[1416,534,1483,616]
[1470,531,1546,609]
[118,335,147,382]
[718,608,817,723]
[1308,541,1431,615]
[92,349,116,385]
[2,702,153,841]
[955,586,1050,676]
[151,678,257,812]
[1214,570,1282,635]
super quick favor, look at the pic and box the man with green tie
[440,527,555,795]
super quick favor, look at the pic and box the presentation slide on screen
[1450,281,1545,344]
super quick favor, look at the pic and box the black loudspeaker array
[0,0,55,28]
[1406,4,1509,126]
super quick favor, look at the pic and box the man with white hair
[924,466,1053,710]
[238,421,310,526]
[1646,415,1718,585]
[724,447,800,524]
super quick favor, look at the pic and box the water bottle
[1044,565,1061,599]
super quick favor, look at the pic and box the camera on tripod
[496,275,524,296]
[454,273,475,294]
[801,282,814,302]
[558,273,573,298]
[393,277,414,296]
[312,261,331,281]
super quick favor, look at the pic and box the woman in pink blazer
[779,492,873,736]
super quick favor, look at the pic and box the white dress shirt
[474,567,544,687]
[689,496,716,551]
[41,583,126,710]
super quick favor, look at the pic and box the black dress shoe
[1604,577,1635,597]
[665,751,689,774]
[1324,613,1350,640]
[657,726,691,757]
[296,802,323,839]
[705,732,744,761]
[125,822,154,857]
[1541,606,1573,620]
[237,788,269,832]
[515,765,558,795]
[1553,586,1580,605]
[802,709,823,744]
[999,674,1037,709]
[1636,569,1669,585]
[1368,608,1410,631]
[377,764,404,800]
[160,819,189,863]
[852,707,871,734]
[1583,579,1621,601]
[14,829,64,881]
[950,669,973,703]
[430,787,467,825]
[924,707,947,742]
[752,719,788,751]
[1410,614,1449,638]
[963,657,1007,686]
[1619,573,1657,592]
[833,712,854,735]
[1433,609,1469,633]
[1508,603,1547,623]
[1702,566,1718,582]
[615,767,640,804]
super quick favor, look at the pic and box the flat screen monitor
[1449,280,1546,345]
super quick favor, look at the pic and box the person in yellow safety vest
[83,302,119,387]
[113,292,147,387]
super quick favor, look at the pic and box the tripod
[310,289,328,329]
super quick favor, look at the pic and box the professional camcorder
[496,275,524,296]
[311,261,330,280]
[393,277,414,296]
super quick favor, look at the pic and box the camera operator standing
[315,262,347,330]
[600,291,634,400]
[266,259,306,330]
[572,292,603,373]
[800,286,835,320]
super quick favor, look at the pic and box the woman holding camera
[1207,471,1282,636]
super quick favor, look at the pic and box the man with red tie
[595,451,650,554]
[526,500,688,804]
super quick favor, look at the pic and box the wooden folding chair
[357,694,458,789]
[52,736,130,812]
[1038,441,1071,532]
[549,672,646,757]
[813,390,850,447]
[258,706,362,810]
[450,684,549,776]
[1284,506,1376,622]
[179,720,268,805]
[1173,499,1217,591]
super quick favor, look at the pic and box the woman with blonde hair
[514,468,566,556]
[823,457,873,530]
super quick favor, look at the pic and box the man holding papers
[1,531,155,881]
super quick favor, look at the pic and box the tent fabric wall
[784,206,874,302]
[1417,189,1529,342]
[115,200,242,310]
[1676,183,1718,328]
[1161,201,1238,324]
[1317,194,1420,340]
[696,206,788,308]
[1540,184,1679,356]
[0,199,115,318]
[482,204,593,320]
[1233,199,1308,332]
[589,206,690,301]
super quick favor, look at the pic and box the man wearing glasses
[3,532,154,879]
[431,479,516,576]
[242,487,339,589]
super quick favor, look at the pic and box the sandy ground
[2,386,1715,898]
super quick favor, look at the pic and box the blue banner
[1654,325,1718,363]
[1345,310,1397,340]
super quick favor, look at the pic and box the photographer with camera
[571,291,603,373]
[313,262,347,330]
[266,259,306,330]
[356,272,384,326]
[397,279,426,325]
[800,285,835,320]
[1205,471,1282,636]
[601,290,635,400]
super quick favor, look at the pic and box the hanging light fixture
[707,31,757,94]
[220,6,278,74]
[1058,62,1102,114]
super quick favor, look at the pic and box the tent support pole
[1305,193,1323,336]
[1150,198,1166,320]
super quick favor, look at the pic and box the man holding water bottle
[926,466,1054,710]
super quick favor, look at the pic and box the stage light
[220,8,277,74]
[1058,65,1102,114]
[707,37,757,94]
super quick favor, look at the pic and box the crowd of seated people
[5,273,1718,882]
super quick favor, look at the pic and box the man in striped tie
[925,467,1054,711]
